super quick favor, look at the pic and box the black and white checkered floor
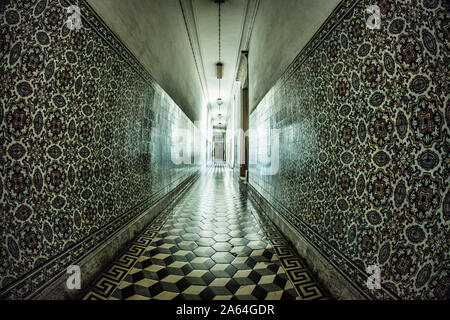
[84,165,328,300]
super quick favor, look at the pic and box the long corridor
[84,166,327,300]
[1,0,448,302]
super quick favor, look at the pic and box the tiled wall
[249,0,449,299]
[0,0,201,298]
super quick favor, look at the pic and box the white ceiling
[87,0,337,131]
[192,0,247,129]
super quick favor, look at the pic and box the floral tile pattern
[0,0,201,299]
[249,0,449,299]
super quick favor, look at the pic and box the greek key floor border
[84,172,328,300]
[82,201,177,300]
[241,186,329,300]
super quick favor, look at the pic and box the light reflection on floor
[84,165,327,300]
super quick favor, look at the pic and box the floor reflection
[85,166,327,300]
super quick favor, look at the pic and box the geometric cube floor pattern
[84,165,329,300]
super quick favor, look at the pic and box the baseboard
[32,171,199,300]
[246,182,369,300]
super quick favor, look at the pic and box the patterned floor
[84,165,328,300]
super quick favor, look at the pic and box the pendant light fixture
[216,63,223,79]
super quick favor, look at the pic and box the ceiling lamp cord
[218,1,221,63]
[218,1,222,116]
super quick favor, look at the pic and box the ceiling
[86,0,255,129]
[86,0,338,130]
[191,0,247,129]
